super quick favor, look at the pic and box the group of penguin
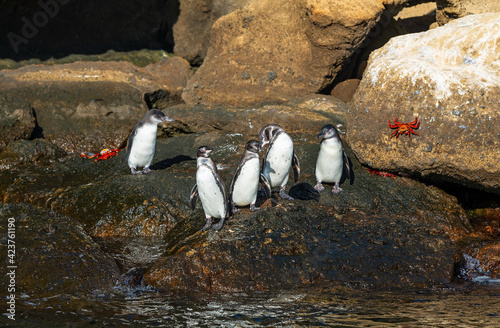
[125,109,354,232]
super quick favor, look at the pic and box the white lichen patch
[367,13,500,99]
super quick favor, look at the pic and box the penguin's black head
[147,109,174,125]
[196,146,213,158]
[317,124,340,139]
[259,124,283,149]
[245,140,260,153]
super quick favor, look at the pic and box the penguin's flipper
[189,184,198,210]
[260,173,272,199]
[125,120,144,162]
[343,151,355,185]
[292,153,300,182]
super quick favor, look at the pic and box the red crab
[387,117,420,139]
[80,148,123,162]
[366,168,396,178]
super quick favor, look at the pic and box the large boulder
[181,0,407,106]
[173,0,254,65]
[348,13,500,193]
[437,0,500,25]
[0,58,193,153]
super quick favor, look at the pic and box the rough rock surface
[0,138,66,167]
[0,97,350,238]
[0,98,475,292]
[181,0,407,106]
[348,13,500,193]
[470,242,500,279]
[0,58,193,153]
[0,203,121,297]
[173,0,253,65]
[437,0,500,25]
[0,94,36,151]
[458,241,500,281]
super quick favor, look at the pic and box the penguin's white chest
[315,138,344,183]
[232,157,260,206]
[262,133,294,188]
[128,124,158,168]
[196,164,227,219]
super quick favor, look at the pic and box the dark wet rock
[470,242,500,279]
[181,0,408,106]
[173,0,254,65]
[348,14,500,193]
[0,97,344,238]
[0,98,479,292]
[144,174,471,292]
[457,242,500,281]
[0,203,120,298]
[0,93,36,151]
[0,138,66,167]
[1,58,193,153]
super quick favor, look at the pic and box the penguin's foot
[143,167,152,174]
[313,182,325,192]
[131,168,143,175]
[279,188,294,200]
[201,217,212,231]
[232,204,241,214]
[250,203,260,212]
[211,218,225,231]
[332,183,343,194]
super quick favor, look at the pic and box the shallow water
[3,283,500,327]
[3,237,499,327]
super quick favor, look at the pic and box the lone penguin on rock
[259,124,300,200]
[126,109,174,174]
[230,140,271,213]
[314,124,354,194]
[190,146,231,231]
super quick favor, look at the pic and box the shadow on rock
[289,182,320,201]
[151,155,194,171]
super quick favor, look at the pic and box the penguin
[259,124,300,200]
[314,124,354,193]
[230,140,271,212]
[126,109,174,174]
[190,146,230,231]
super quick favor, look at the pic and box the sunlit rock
[348,13,500,193]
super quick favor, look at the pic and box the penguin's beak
[317,131,325,138]
[163,116,174,122]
